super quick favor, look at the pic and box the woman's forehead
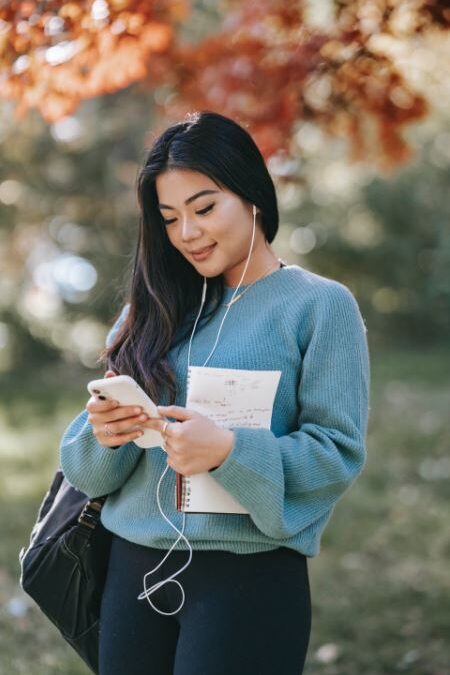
[156,169,225,203]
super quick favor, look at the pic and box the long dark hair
[101,111,279,404]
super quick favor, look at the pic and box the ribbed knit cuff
[209,427,278,506]
[60,418,142,498]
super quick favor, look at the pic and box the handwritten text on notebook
[187,366,282,429]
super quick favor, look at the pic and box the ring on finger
[104,423,114,437]
[161,421,170,437]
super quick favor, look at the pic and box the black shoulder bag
[19,469,112,674]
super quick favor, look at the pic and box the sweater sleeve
[59,304,143,498]
[105,303,129,347]
[209,283,370,540]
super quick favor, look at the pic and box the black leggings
[99,534,311,675]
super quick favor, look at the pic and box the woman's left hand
[143,405,235,476]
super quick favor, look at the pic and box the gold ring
[162,421,169,437]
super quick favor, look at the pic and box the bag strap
[78,496,107,530]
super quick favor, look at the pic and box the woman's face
[155,168,266,285]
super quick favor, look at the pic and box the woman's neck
[223,244,280,289]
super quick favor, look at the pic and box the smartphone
[87,375,165,449]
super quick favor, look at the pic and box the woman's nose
[181,216,202,241]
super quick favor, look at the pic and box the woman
[60,111,370,675]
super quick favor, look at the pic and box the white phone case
[87,375,165,449]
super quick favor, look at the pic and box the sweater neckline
[223,261,287,294]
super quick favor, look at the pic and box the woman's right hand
[86,370,148,448]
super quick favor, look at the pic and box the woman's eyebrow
[158,189,220,210]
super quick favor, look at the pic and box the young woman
[60,111,370,675]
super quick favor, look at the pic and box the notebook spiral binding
[181,477,191,509]
[175,365,250,514]
[176,368,193,511]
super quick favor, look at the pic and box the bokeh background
[0,2,449,674]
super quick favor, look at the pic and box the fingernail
[134,407,142,414]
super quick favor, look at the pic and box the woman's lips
[191,243,217,261]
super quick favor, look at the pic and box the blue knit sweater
[60,264,370,557]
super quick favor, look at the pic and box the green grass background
[0,346,449,675]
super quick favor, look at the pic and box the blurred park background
[0,1,449,673]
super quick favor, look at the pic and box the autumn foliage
[0,0,449,168]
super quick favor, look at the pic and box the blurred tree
[0,88,157,391]
[0,0,185,119]
[277,133,450,348]
[1,0,449,168]
[0,1,449,391]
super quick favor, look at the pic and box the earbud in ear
[252,204,257,216]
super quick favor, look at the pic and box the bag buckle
[78,498,105,529]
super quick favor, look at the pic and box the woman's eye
[162,203,214,226]
[196,203,214,216]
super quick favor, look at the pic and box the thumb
[156,405,196,421]
[104,370,117,378]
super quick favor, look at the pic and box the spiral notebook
[176,365,281,514]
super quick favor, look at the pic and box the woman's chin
[192,254,224,276]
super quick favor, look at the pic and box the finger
[93,406,146,423]
[98,428,144,447]
[96,413,148,435]
[156,405,195,421]
[88,411,147,430]
[104,370,117,378]
[143,417,170,433]
[86,398,119,413]
[144,418,184,441]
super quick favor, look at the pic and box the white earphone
[138,202,259,615]
[200,204,257,302]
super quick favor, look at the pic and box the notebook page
[182,366,281,513]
